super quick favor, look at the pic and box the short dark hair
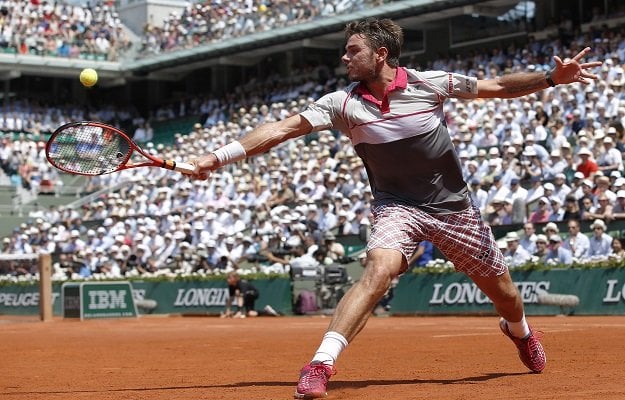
[345,18,403,67]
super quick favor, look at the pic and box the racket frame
[45,121,195,176]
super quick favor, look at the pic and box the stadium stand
[0,0,131,60]
[137,0,392,57]
[1,0,625,282]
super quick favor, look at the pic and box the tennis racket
[45,121,195,176]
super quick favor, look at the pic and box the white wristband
[212,141,247,166]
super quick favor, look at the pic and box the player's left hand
[551,47,603,85]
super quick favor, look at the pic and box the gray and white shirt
[301,67,478,214]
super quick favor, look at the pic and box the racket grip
[174,162,196,174]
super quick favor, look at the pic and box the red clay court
[1,315,624,400]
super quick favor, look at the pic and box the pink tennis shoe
[294,362,336,399]
[499,318,546,373]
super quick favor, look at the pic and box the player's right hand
[188,153,219,180]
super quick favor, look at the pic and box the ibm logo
[87,290,127,310]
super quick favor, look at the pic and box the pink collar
[354,67,407,114]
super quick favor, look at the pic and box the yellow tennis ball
[80,68,98,87]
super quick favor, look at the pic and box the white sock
[311,331,348,365]
[505,315,531,339]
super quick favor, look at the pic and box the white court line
[580,323,625,328]
[433,333,500,338]
[434,326,625,338]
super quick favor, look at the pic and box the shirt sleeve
[450,73,478,99]
[300,90,350,134]
[419,70,478,100]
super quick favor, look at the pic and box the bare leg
[470,270,524,322]
[471,269,546,372]
[326,248,406,342]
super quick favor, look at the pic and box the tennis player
[190,18,601,399]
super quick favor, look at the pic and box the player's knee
[360,264,394,296]
[492,284,520,307]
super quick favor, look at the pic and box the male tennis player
[190,18,601,399]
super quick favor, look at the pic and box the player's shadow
[1,372,530,396]
[223,371,532,389]
[331,372,531,389]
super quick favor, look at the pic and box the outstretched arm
[477,47,602,99]
[190,114,313,179]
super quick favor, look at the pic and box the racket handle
[172,161,196,174]
[162,160,196,174]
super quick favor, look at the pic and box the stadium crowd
[1,17,625,281]
[0,0,130,60]
[138,0,391,56]
[0,0,391,60]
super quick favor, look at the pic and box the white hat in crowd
[504,231,520,242]
[590,219,607,230]
[543,222,559,233]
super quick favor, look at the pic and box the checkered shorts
[367,203,507,277]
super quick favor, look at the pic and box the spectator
[507,177,527,204]
[520,147,544,181]
[548,150,568,178]
[485,196,511,226]
[528,197,551,223]
[542,182,556,202]
[335,210,353,236]
[583,193,614,222]
[587,219,613,259]
[542,222,560,238]
[525,176,545,205]
[580,195,597,220]
[137,256,159,274]
[532,234,549,262]
[408,240,434,267]
[469,178,488,214]
[525,134,549,162]
[503,232,532,267]
[318,201,338,231]
[597,136,623,174]
[548,197,565,221]
[593,175,617,204]
[545,234,573,265]
[562,219,590,259]
[323,232,345,262]
[612,190,625,218]
[562,194,582,221]
[133,122,153,143]
[486,174,509,204]
[552,173,572,203]
[610,237,625,259]
[519,222,537,254]
[262,242,316,275]
[576,147,599,178]
[236,236,260,264]
[99,259,122,277]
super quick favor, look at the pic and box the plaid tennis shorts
[367,203,507,277]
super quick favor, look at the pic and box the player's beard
[347,54,379,83]
[349,66,379,83]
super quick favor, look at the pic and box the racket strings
[47,124,132,175]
